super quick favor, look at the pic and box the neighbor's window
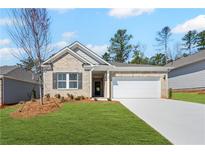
[57,73,78,89]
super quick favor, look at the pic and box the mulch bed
[173,89,205,94]
[9,97,119,119]
[10,98,63,119]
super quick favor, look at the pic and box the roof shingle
[165,50,205,69]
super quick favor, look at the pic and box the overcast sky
[0,8,205,65]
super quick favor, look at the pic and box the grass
[0,102,171,145]
[172,92,205,105]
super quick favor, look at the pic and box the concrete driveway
[119,99,205,145]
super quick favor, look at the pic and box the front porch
[91,71,110,99]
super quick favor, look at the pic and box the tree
[130,45,149,64]
[108,29,133,63]
[182,30,197,54]
[102,52,111,62]
[155,26,172,63]
[149,53,166,66]
[173,42,183,60]
[196,30,205,50]
[8,9,52,104]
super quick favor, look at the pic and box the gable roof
[0,65,18,75]
[165,50,205,69]
[68,41,111,65]
[43,41,110,66]
[43,46,93,65]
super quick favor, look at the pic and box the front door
[94,81,101,97]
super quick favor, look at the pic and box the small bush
[168,88,172,99]
[31,88,37,99]
[55,94,61,99]
[45,93,50,99]
[67,93,71,97]
[81,95,85,100]
[75,96,81,101]
[70,94,74,100]
[60,97,65,103]
[107,98,111,101]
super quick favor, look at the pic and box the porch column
[89,69,93,98]
[107,70,110,98]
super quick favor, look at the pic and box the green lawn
[172,92,205,104]
[0,102,171,145]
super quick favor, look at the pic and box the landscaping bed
[4,95,118,119]
[10,98,63,118]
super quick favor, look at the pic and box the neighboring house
[165,50,205,91]
[43,41,172,99]
[0,66,39,105]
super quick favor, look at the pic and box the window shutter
[53,73,57,89]
[78,73,82,89]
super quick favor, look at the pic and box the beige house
[43,41,172,99]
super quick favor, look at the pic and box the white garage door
[112,76,161,99]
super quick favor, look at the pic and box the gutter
[0,75,39,84]
[84,65,174,72]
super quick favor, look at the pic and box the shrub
[55,94,61,99]
[81,95,85,100]
[70,94,74,100]
[60,96,65,103]
[31,88,37,99]
[45,93,50,99]
[75,96,81,101]
[107,98,111,101]
[168,88,172,99]
[67,93,71,97]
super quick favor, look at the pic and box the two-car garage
[112,76,161,99]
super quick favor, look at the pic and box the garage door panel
[112,77,161,99]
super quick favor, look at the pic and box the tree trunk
[39,66,44,105]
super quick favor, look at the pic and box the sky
[0,8,205,66]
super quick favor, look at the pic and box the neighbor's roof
[165,50,205,69]
[0,65,18,75]
[110,62,159,67]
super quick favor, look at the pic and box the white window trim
[57,73,78,90]
[68,73,78,89]
[57,73,67,89]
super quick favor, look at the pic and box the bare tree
[7,9,52,104]
[156,26,172,64]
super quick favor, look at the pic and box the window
[57,73,66,89]
[57,73,79,89]
[69,73,78,89]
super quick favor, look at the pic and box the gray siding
[168,60,205,89]
[2,78,39,104]
[169,60,205,78]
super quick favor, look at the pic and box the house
[165,50,205,92]
[0,66,39,105]
[42,41,172,99]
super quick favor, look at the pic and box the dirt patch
[173,89,205,93]
[10,98,63,119]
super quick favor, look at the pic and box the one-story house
[42,41,172,99]
[0,66,39,105]
[165,50,205,92]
